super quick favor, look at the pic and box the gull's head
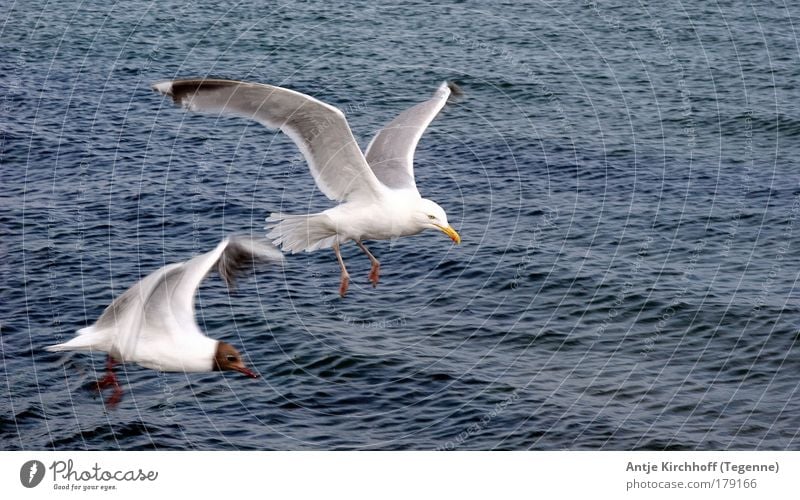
[213,341,259,378]
[416,198,461,244]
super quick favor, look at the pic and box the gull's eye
[428,215,436,220]
[226,355,237,362]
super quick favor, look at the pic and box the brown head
[213,341,258,378]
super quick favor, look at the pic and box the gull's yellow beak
[435,224,461,244]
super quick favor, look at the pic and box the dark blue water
[3,0,800,450]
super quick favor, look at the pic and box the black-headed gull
[46,236,282,405]
[152,79,461,297]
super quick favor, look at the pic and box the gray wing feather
[365,81,460,191]
[98,236,282,345]
[153,79,384,202]
[217,235,285,289]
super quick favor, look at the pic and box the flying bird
[152,78,462,297]
[46,236,282,406]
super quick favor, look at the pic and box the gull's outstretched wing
[94,236,282,358]
[153,79,384,202]
[134,236,283,332]
[364,81,461,191]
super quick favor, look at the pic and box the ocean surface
[2,0,800,450]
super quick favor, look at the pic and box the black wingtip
[151,78,241,105]
[217,235,284,291]
[446,81,464,100]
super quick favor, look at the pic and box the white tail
[45,326,106,352]
[266,213,338,253]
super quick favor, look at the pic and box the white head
[415,198,461,244]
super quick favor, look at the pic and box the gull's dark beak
[233,365,259,378]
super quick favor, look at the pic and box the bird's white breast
[325,189,423,242]
[110,323,218,373]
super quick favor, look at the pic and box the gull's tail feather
[217,235,284,290]
[45,326,106,352]
[266,213,338,254]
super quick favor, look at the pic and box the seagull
[46,235,282,406]
[152,78,462,297]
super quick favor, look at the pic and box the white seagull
[152,78,462,297]
[46,236,282,405]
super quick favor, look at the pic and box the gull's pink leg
[96,355,123,407]
[356,240,380,288]
[96,356,118,389]
[333,241,350,298]
[105,385,123,408]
